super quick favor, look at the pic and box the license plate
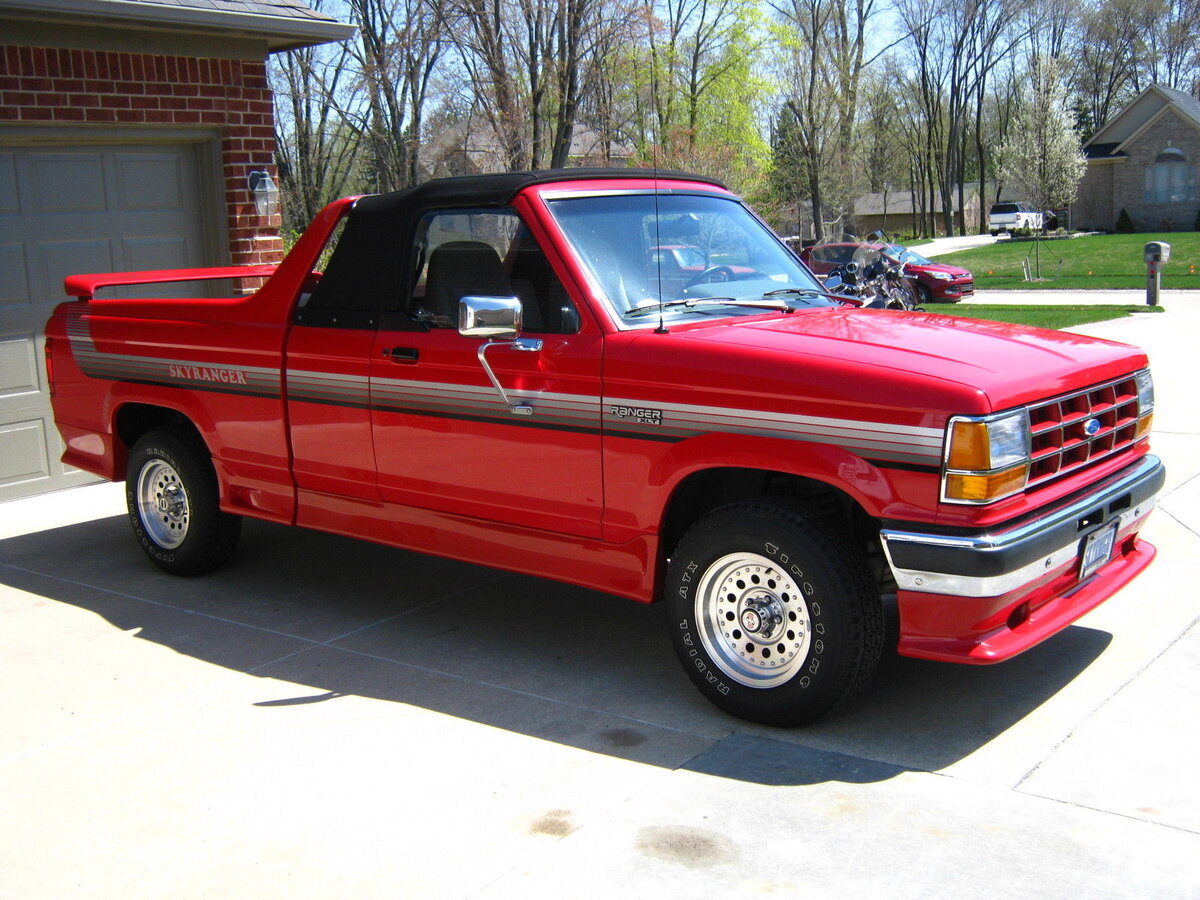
[1080,522,1119,580]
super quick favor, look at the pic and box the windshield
[886,244,932,266]
[546,192,836,325]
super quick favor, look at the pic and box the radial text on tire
[666,502,883,726]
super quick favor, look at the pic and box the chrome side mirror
[459,295,523,339]
[458,296,542,415]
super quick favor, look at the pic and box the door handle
[385,346,419,363]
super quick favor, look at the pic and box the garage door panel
[116,152,187,212]
[0,154,17,214]
[120,236,197,298]
[0,334,40,397]
[123,235,191,270]
[0,243,30,307]
[29,152,107,214]
[0,138,211,500]
[39,238,114,297]
[0,419,50,486]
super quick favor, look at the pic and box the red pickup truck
[44,170,1164,726]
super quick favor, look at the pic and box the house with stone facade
[0,0,353,500]
[1074,84,1200,233]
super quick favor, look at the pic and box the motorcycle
[804,232,921,311]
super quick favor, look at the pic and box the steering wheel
[685,264,736,288]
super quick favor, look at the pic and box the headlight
[1135,368,1154,439]
[929,271,953,281]
[943,410,1031,504]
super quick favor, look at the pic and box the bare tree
[772,0,880,239]
[349,0,449,189]
[903,0,1032,236]
[272,39,363,229]
[1074,0,1142,130]
[578,1,646,164]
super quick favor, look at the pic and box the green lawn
[932,304,1163,329]
[937,232,1200,290]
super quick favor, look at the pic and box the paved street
[2,300,1198,898]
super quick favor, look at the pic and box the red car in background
[799,241,974,304]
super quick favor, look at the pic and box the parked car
[798,240,974,303]
[988,202,1044,234]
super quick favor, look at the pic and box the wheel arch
[656,466,884,601]
[113,403,210,478]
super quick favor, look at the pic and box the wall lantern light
[248,169,279,218]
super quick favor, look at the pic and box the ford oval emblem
[1083,417,1102,437]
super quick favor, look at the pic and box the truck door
[369,207,603,538]
[285,243,381,502]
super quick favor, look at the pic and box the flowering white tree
[1000,58,1086,276]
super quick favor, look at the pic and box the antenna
[650,42,667,334]
[653,167,667,334]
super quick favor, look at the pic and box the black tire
[666,502,882,726]
[125,428,241,576]
[914,282,934,305]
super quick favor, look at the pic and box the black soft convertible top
[306,169,727,316]
[359,168,726,214]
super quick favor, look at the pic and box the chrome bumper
[881,455,1165,598]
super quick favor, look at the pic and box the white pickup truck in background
[988,201,1044,234]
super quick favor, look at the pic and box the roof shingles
[135,0,340,24]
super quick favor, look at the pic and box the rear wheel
[666,502,882,726]
[126,429,241,576]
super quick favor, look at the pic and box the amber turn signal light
[944,464,1029,503]
[946,420,990,470]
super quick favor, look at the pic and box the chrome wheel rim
[695,552,812,688]
[137,460,189,549]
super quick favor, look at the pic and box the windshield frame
[537,187,833,331]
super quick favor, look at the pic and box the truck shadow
[0,515,1111,787]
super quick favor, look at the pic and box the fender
[602,429,939,545]
[107,385,296,525]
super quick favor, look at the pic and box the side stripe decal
[65,311,944,467]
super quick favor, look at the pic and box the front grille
[1027,374,1142,487]
[959,280,974,295]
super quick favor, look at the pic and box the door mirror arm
[459,296,543,415]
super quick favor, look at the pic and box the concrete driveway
[2,305,1199,898]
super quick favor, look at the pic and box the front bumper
[880,454,1164,663]
[933,280,974,300]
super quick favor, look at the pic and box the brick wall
[0,45,283,270]
[1074,163,1116,232]
[1114,109,1200,232]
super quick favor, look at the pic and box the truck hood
[674,308,1147,412]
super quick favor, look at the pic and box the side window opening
[295,217,347,308]
[409,208,580,334]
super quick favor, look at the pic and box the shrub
[1116,208,1135,233]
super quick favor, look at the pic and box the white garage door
[0,141,211,500]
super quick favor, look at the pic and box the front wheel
[126,429,241,576]
[666,503,882,726]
